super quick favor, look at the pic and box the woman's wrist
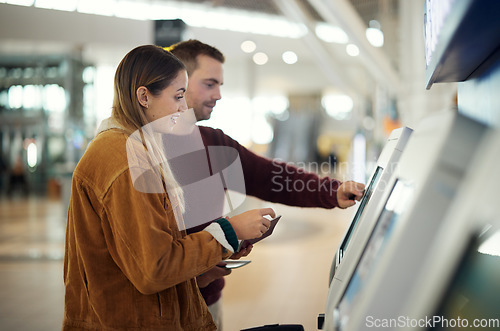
[214,218,239,252]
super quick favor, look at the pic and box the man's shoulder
[198,125,222,135]
[197,125,236,146]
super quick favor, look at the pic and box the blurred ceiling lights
[346,44,360,57]
[252,52,268,65]
[240,40,257,53]
[315,22,349,44]
[282,51,298,64]
[3,0,307,38]
[322,93,354,120]
[365,20,384,47]
[3,0,374,49]
[1,0,393,92]
[3,0,34,6]
[241,40,298,66]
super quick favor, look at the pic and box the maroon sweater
[190,125,342,305]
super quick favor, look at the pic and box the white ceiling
[1,0,448,129]
[1,1,460,140]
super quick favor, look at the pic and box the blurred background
[0,0,469,330]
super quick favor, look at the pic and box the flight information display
[424,0,457,66]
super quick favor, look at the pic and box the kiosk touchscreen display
[338,166,384,261]
[336,179,414,330]
[430,228,500,330]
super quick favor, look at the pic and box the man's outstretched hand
[337,181,365,209]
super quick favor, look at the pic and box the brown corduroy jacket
[63,128,230,330]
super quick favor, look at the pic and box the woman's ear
[136,86,149,109]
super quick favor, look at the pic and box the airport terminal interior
[1,0,499,330]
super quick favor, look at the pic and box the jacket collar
[96,117,125,135]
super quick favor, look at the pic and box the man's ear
[136,86,149,109]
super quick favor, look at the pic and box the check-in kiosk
[328,126,413,284]
[323,110,487,331]
[390,128,500,331]
[320,126,412,329]
[321,126,412,329]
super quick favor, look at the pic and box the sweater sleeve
[203,218,239,253]
[199,126,342,209]
[100,170,232,295]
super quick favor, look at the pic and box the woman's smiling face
[139,69,188,122]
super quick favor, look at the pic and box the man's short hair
[166,39,225,76]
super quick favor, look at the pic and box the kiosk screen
[338,166,384,261]
[430,228,500,330]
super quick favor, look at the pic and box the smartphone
[239,215,282,250]
[221,260,251,269]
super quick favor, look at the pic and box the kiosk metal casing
[341,110,487,331]
[322,126,413,330]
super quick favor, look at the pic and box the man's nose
[212,87,222,101]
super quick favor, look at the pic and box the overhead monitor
[338,110,488,331]
[424,0,500,88]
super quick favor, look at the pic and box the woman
[63,45,274,330]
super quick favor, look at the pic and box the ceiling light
[322,94,353,120]
[77,0,115,16]
[253,52,268,65]
[35,0,77,11]
[7,0,34,5]
[315,22,348,44]
[366,20,384,47]
[27,142,38,168]
[251,117,274,145]
[13,0,307,38]
[179,4,306,38]
[366,28,384,47]
[114,0,150,20]
[369,20,381,30]
[241,40,257,53]
[346,44,360,57]
[282,51,298,64]
[252,95,289,116]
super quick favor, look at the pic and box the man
[167,39,365,329]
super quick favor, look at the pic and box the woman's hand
[230,244,253,259]
[227,208,276,240]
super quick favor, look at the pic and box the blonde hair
[111,45,187,224]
